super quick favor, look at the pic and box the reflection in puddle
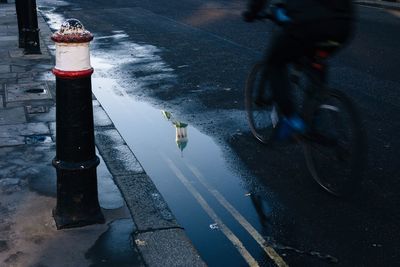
[92,77,278,266]
[162,111,189,156]
[86,28,278,265]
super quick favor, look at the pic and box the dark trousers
[264,19,352,117]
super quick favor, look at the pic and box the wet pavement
[32,0,400,266]
[0,2,204,266]
[0,4,142,262]
[2,0,400,266]
[86,219,142,267]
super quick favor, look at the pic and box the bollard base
[53,208,105,230]
[24,46,41,55]
[53,157,105,230]
[23,28,41,55]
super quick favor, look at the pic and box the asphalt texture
[36,0,400,266]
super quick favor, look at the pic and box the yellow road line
[186,163,288,267]
[163,155,260,267]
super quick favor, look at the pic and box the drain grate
[25,88,46,94]
[6,82,52,102]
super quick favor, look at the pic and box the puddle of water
[25,135,52,145]
[92,78,250,197]
[92,78,273,266]
[95,33,129,40]
[85,218,142,267]
[97,147,125,210]
[39,9,65,32]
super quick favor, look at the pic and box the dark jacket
[248,0,354,23]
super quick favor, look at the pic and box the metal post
[52,19,104,229]
[15,0,26,48]
[23,0,41,54]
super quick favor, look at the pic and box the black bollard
[23,0,41,54]
[15,0,26,48]
[52,19,104,229]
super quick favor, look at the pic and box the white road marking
[162,155,260,267]
[186,163,289,267]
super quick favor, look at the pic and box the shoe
[273,114,306,141]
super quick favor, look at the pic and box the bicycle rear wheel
[303,89,366,196]
[245,63,279,144]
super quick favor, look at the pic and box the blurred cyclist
[243,0,354,140]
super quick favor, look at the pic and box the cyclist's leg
[265,29,308,138]
[265,30,298,117]
[266,27,313,114]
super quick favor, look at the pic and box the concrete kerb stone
[111,173,179,231]
[43,11,207,265]
[135,228,207,267]
[94,128,145,176]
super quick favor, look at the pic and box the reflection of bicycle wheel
[303,89,366,196]
[245,63,279,144]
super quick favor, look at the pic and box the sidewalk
[0,2,204,267]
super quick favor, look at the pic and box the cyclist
[243,0,354,140]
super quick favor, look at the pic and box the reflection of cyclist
[243,0,354,140]
[250,193,269,227]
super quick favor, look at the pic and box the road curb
[355,0,400,10]
[37,11,206,267]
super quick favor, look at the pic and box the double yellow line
[162,153,288,267]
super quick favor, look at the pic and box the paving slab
[0,65,9,73]
[5,82,52,102]
[0,36,17,42]
[0,106,26,125]
[0,122,49,139]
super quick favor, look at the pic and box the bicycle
[244,15,366,197]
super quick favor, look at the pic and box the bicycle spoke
[245,63,276,144]
[303,89,365,196]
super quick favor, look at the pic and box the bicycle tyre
[244,62,278,144]
[302,89,366,196]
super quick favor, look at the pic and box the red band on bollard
[52,68,94,79]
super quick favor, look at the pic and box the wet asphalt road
[37,0,400,266]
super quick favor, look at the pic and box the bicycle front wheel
[303,89,366,196]
[245,62,278,144]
